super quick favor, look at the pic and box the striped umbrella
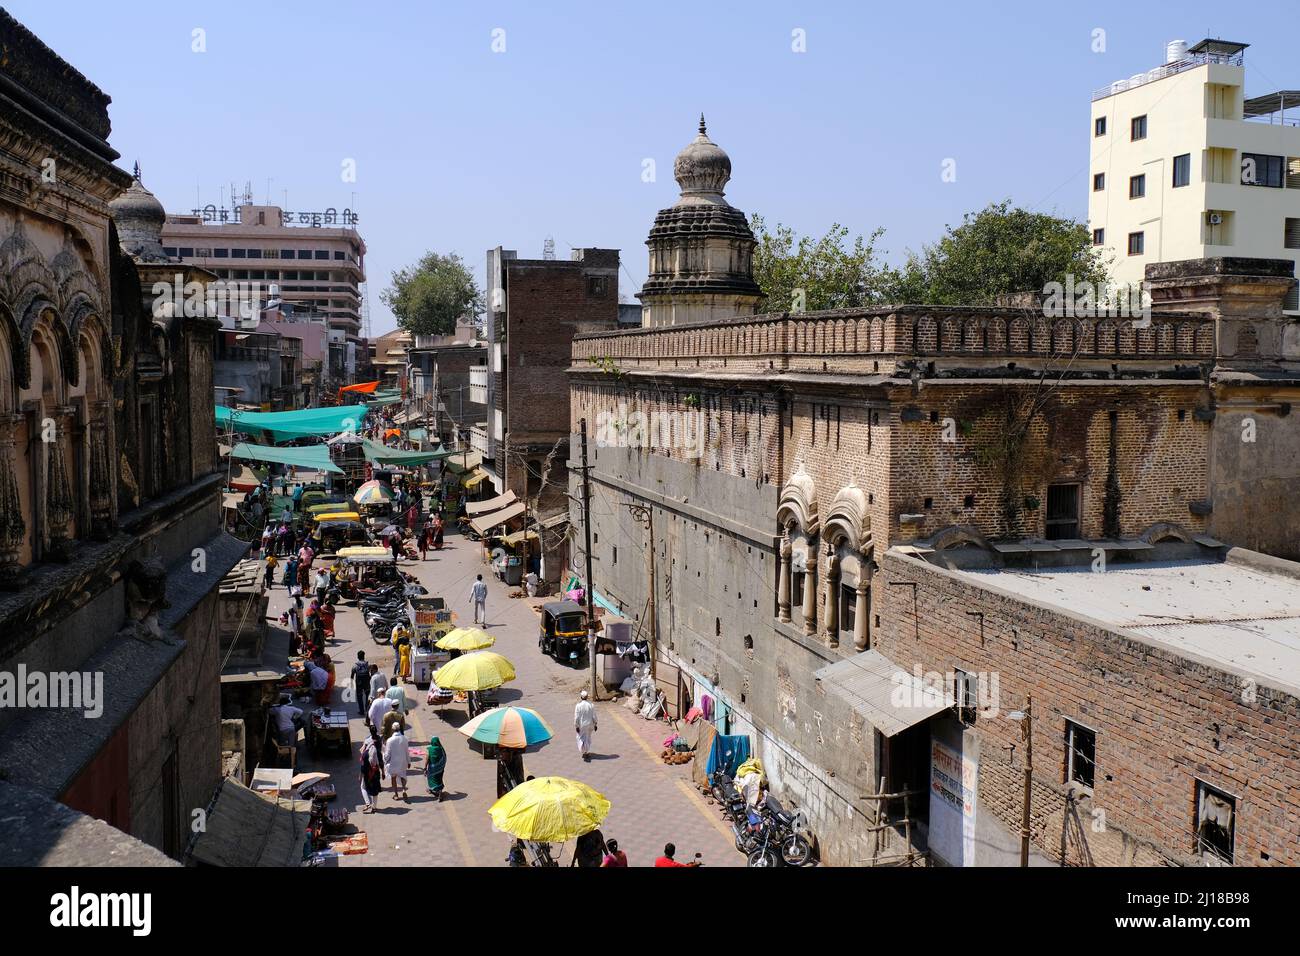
[436,627,495,651]
[353,479,394,505]
[459,706,553,748]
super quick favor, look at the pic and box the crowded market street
[269,529,741,867]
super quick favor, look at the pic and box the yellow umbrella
[433,651,516,691]
[436,627,495,652]
[488,776,610,842]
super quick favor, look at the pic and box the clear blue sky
[9,0,1298,334]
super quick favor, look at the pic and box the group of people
[351,648,448,812]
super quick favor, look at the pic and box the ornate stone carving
[44,405,75,559]
[89,399,112,539]
[0,413,27,586]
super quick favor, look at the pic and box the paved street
[268,531,739,867]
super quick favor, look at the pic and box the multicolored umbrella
[488,776,610,842]
[459,706,552,748]
[436,627,495,651]
[353,479,395,505]
[433,651,516,691]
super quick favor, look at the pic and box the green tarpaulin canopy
[361,437,438,467]
[228,442,343,473]
[363,394,403,408]
[217,405,366,440]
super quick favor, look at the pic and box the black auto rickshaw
[538,600,588,666]
[312,518,370,557]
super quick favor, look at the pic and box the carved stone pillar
[801,548,818,636]
[777,531,792,622]
[822,548,839,648]
[0,413,28,587]
[854,579,869,651]
[45,405,75,560]
[89,399,113,540]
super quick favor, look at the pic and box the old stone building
[0,11,245,862]
[570,132,1300,867]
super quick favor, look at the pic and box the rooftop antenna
[543,236,556,260]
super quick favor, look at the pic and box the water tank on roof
[1166,39,1188,63]
[1130,73,1147,88]
[1111,79,1129,94]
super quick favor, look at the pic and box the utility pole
[625,503,657,683]
[1018,696,1034,867]
[579,418,598,699]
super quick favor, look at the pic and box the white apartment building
[1088,39,1300,312]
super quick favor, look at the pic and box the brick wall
[874,549,1300,867]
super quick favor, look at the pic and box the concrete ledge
[1224,546,1300,582]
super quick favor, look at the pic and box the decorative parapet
[572,307,1216,374]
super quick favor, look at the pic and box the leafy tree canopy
[888,200,1110,305]
[750,215,892,313]
[381,251,482,337]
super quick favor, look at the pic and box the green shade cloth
[363,395,402,408]
[361,437,438,467]
[217,405,366,440]
[407,428,427,442]
[228,442,343,473]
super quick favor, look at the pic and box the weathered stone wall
[1209,390,1300,560]
[873,548,1300,867]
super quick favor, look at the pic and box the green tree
[381,251,482,336]
[887,200,1109,305]
[750,215,891,312]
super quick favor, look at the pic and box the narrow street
[269,531,740,867]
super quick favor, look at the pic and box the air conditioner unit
[1207,212,1223,225]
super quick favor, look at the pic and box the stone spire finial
[133,160,141,180]
[699,113,707,135]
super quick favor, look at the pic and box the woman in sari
[432,514,444,550]
[425,736,447,801]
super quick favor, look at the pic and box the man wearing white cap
[574,689,598,761]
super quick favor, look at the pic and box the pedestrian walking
[432,514,444,550]
[283,553,298,588]
[367,691,390,735]
[351,651,371,717]
[425,736,447,801]
[384,727,411,801]
[418,523,430,561]
[389,531,402,561]
[397,638,412,684]
[314,567,329,606]
[471,574,488,625]
[261,523,274,556]
[360,731,384,813]
[263,552,278,590]
[574,689,597,761]
[369,664,389,701]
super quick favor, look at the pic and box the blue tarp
[217,405,366,440]
[228,442,343,473]
[705,734,751,778]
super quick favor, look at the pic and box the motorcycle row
[359,579,427,643]
[710,770,815,867]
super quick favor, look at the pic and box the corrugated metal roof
[814,649,949,737]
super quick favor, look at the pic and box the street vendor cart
[410,596,452,688]
[306,707,351,757]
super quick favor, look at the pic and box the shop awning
[188,778,310,867]
[813,650,949,737]
[338,380,380,395]
[501,528,539,547]
[469,500,525,536]
[361,437,438,467]
[463,467,490,489]
[217,404,365,440]
[228,442,343,474]
[465,490,517,517]
[443,451,483,473]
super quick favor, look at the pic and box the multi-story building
[161,202,368,354]
[0,11,246,863]
[405,319,487,448]
[481,246,620,507]
[1088,38,1300,311]
[570,124,1300,866]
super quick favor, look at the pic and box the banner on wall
[930,737,978,866]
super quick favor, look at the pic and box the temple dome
[673,115,732,203]
[110,163,168,262]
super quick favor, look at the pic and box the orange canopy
[384,428,402,439]
[338,381,380,395]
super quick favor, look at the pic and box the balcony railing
[1091,51,1244,102]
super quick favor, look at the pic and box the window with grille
[1045,483,1080,539]
[1065,720,1096,790]
[1284,218,1300,251]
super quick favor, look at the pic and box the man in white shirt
[471,574,489,625]
[367,692,390,734]
[368,664,389,699]
[574,689,598,761]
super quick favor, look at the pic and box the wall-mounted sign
[189,206,359,227]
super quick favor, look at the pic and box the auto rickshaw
[538,600,589,666]
[341,548,401,595]
[312,518,370,556]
